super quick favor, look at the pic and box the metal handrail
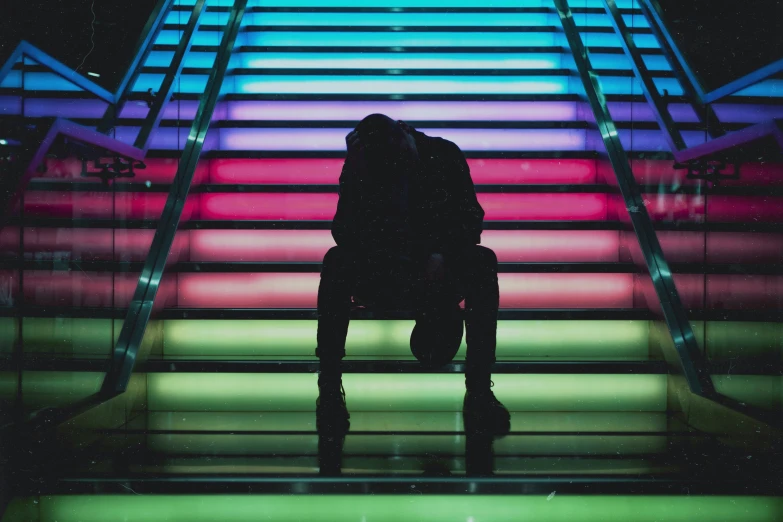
[0,0,206,220]
[102,0,249,395]
[0,0,174,105]
[626,0,782,163]
[553,0,714,397]
[639,0,783,105]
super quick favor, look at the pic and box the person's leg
[410,261,464,367]
[315,246,355,429]
[449,245,510,436]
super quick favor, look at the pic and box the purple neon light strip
[131,127,720,152]
[3,97,780,125]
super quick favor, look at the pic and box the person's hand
[346,129,362,152]
[425,253,446,281]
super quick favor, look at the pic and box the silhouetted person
[316,114,510,437]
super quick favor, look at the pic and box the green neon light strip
[704,322,783,362]
[5,495,781,522]
[0,372,103,411]
[144,433,667,456]
[162,320,650,359]
[96,456,669,476]
[147,373,666,412]
[712,376,782,412]
[145,411,670,433]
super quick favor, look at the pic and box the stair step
[145,372,667,412]
[135,360,667,374]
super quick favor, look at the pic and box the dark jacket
[331,129,484,258]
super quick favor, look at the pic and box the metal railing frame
[0,0,208,220]
[639,0,783,105]
[611,0,783,163]
[102,0,249,394]
[554,0,713,397]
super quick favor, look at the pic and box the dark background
[0,0,780,95]
[656,0,782,93]
[0,0,159,92]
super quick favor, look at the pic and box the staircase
[1,0,781,520]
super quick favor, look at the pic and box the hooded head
[351,113,419,170]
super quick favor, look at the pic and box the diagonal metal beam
[553,0,713,397]
[639,0,783,105]
[102,0,248,395]
[601,0,687,152]
[635,0,725,138]
[133,0,207,151]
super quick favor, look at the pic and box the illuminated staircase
[1,0,781,520]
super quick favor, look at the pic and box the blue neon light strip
[9,70,779,98]
[173,0,641,7]
[151,30,661,49]
[142,50,671,72]
[130,74,683,95]
[164,12,650,28]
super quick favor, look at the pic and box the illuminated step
[146,373,667,412]
[0,317,660,360]
[142,411,673,432]
[712,375,782,413]
[160,319,650,359]
[20,192,617,220]
[22,192,783,222]
[6,495,781,522]
[168,11,651,28]
[78,455,680,477]
[13,271,782,309]
[148,29,664,49]
[139,432,670,457]
[13,271,781,310]
[1,228,629,263]
[0,371,103,412]
[5,227,783,264]
[142,50,672,71]
[132,72,684,96]
[115,126,712,151]
[175,272,637,308]
[177,0,642,7]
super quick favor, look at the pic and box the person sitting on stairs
[316,113,510,436]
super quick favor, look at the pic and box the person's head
[353,113,419,166]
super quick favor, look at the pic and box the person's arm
[331,155,360,250]
[419,141,484,257]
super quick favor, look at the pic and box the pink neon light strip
[636,274,783,311]
[207,158,599,185]
[34,157,783,187]
[187,230,622,263]
[21,192,783,222]
[176,273,636,309]
[6,229,779,265]
[198,193,609,221]
[13,271,778,310]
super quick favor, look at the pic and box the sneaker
[463,382,510,437]
[316,381,350,433]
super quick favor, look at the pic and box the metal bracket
[80,156,146,185]
[674,160,741,187]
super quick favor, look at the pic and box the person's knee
[321,246,354,279]
[323,246,348,267]
[472,245,498,270]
